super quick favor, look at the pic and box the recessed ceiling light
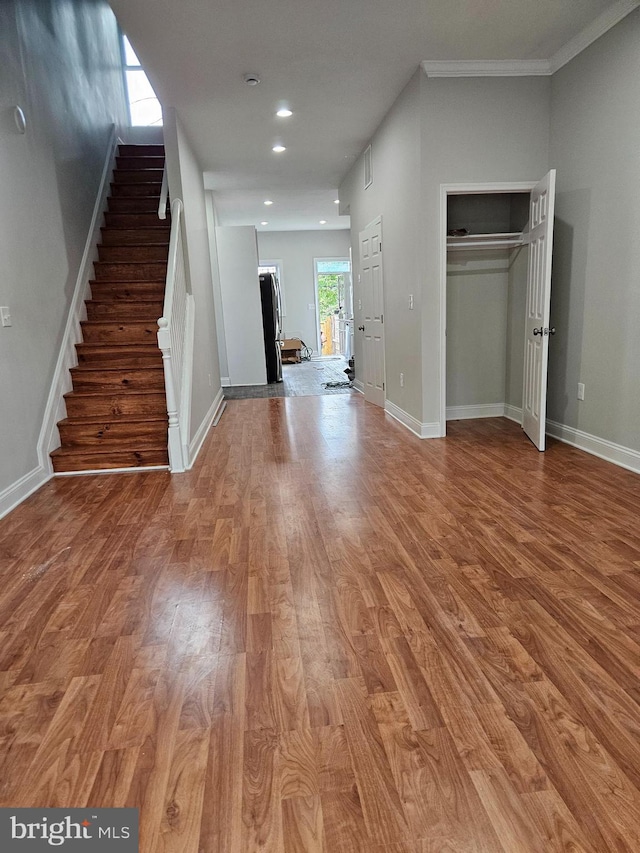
[334,199,340,204]
[243,73,261,86]
[261,221,268,225]
[276,108,293,118]
[264,200,273,206]
[272,145,286,153]
[319,220,327,225]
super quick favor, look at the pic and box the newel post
[157,317,185,472]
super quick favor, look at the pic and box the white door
[359,218,385,407]
[522,170,556,450]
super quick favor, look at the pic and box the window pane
[125,70,163,126]
[317,260,350,274]
[123,35,141,67]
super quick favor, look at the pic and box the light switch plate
[0,307,11,327]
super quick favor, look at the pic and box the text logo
[1,809,138,851]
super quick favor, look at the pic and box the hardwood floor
[1,396,639,852]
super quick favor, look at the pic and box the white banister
[157,196,194,472]
[158,165,169,220]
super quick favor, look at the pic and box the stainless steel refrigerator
[259,272,283,383]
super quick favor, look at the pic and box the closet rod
[447,231,526,251]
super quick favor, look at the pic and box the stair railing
[157,193,193,472]
[158,167,169,220]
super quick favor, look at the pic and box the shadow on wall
[547,189,591,428]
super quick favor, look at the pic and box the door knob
[548,327,556,335]
[533,327,543,336]
[358,325,365,331]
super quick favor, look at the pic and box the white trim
[439,181,537,439]
[550,0,640,73]
[221,376,231,387]
[179,294,195,468]
[546,420,640,476]
[421,3,640,79]
[504,404,523,423]
[187,387,226,469]
[353,379,364,394]
[422,60,551,77]
[313,255,352,354]
[384,400,441,439]
[37,125,119,473]
[446,403,506,421]
[54,466,169,477]
[0,466,51,521]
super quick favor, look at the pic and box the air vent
[364,145,372,189]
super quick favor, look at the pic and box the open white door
[522,170,556,450]
[359,218,385,407]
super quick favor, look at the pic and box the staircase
[51,144,170,473]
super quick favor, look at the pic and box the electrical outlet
[358,299,362,310]
[408,294,414,310]
[0,307,11,327]
[577,382,585,401]
[400,372,404,387]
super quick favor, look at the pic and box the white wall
[163,109,222,444]
[548,10,640,453]
[340,71,550,428]
[0,0,128,509]
[257,229,351,351]
[340,71,423,411]
[446,254,510,409]
[419,74,551,427]
[215,226,265,386]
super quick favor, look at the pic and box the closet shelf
[447,231,525,251]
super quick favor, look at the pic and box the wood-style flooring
[1,396,640,852]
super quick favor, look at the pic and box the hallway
[223,356,352,399]
[1,397,639,851]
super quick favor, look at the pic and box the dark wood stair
[51,143,170,473]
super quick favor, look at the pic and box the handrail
[158,165,169,220]
[157,197,192,472]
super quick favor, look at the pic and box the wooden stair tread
[98,240,169,245]
[81,319,161,325]
[71,364,164,373]
[50,446,169,472]
[86,296,164,302]
[58,414,167,426]
[64,389,166,398]
[89,279,166,285]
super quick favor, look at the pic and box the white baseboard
[188,387,226,469]
[446,403,506,421]
[0,466,52,521]
[353,379,364,394]
[37,125,119,473]
[384,400,442,439]
[220,377,231,387]
[546,419,640,476]
[504,404,523,423]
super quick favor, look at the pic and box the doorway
[439,174,556,449]
[313,257,351,356]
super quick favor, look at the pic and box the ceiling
[109,0,635,232]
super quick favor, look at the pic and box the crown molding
[421,60,551,78]
[549,0,640,73]
[422,0,640,79]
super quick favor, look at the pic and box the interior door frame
[438,181,537,438]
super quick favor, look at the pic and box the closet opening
[439,181,545,443]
